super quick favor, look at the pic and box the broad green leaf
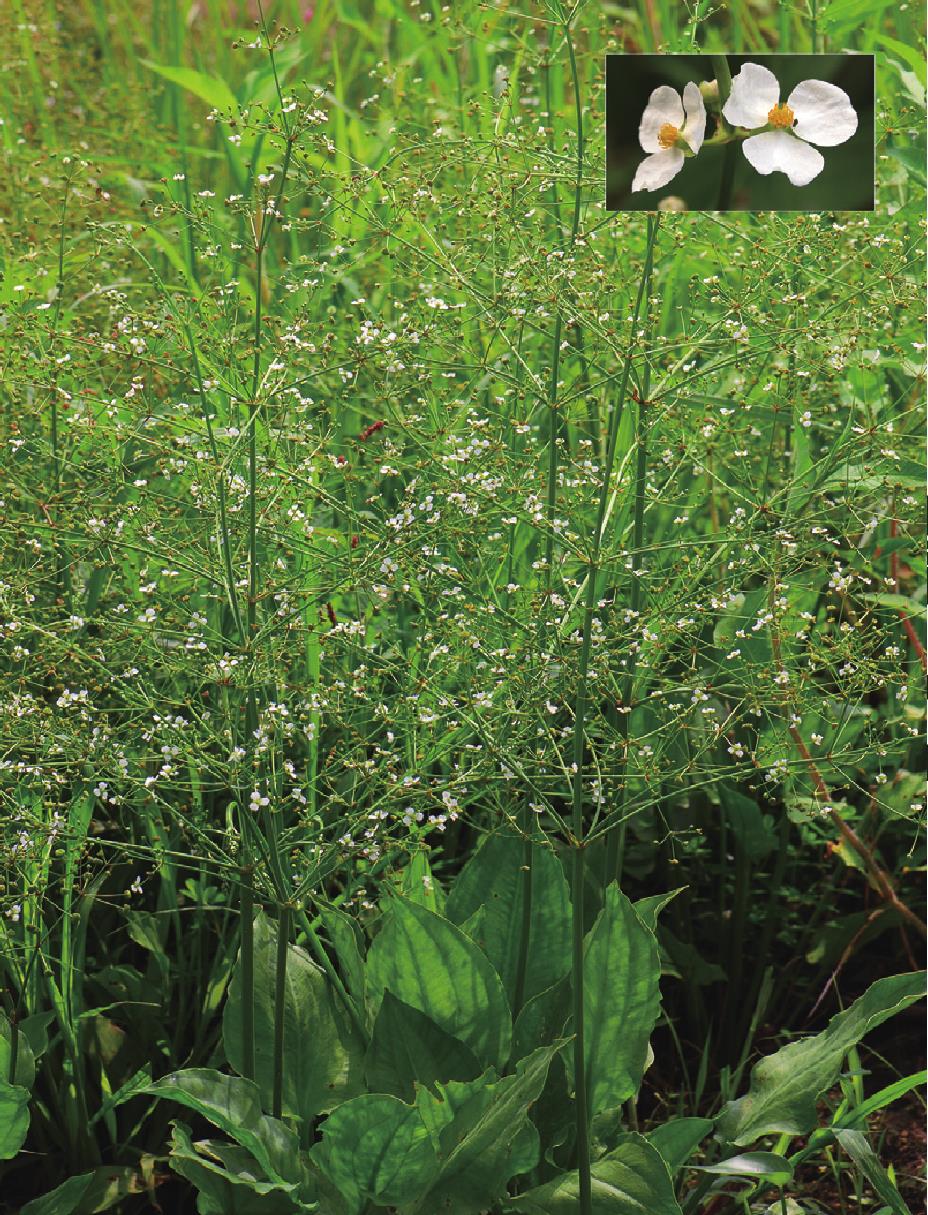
[0,1011,36,1088]
[366,896,512,1070]
[19,1167,145,1215]
[223,912,365,1121]
[310,1094,439,1214]
[719,972,926,1144]
[447,830,571,1007]
[141,61,239,113]
[694,1152,793,1184]
[512,974,570,1061]
[410,1043,561,1214]
[511,1132,683,1214]
[579,883,662,1115]
[0,1080,29,1160]
[168,1122,305,1215]
[401,851,446,914]
[633,888,684,934]
[320,906,366,1003]
[135,1069,299,1184]
[21,1176,96,1215]
[834,1129,911,1215]
[646,1117,713,1173]
[414,1069,495,1149]
[366,991,481,1099]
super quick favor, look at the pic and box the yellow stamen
[657,122,679,149]
[767,102,795,129]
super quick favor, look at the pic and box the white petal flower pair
[722,62,858,187]
[632,82,706,193]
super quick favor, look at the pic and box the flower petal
[742,130,825,187]
[787,78,858,147]
[722,62,780,130]
[682,81,707,153]
[639,86,685,153]
[632,149,685,192]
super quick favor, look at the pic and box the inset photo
[606,54,874,211]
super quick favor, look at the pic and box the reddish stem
[890,516,927,671]
[768,586,926,942]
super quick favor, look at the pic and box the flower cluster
[632,62,858,192]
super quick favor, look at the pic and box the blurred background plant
[0,0,925,1211]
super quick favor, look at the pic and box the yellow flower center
[767,102,795,129]
[657,122,679,149]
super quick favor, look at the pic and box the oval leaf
[511,1132,683,1214]
[694,1151,793,1184]
[311,1094,438,1211]
[366,991,481,1099]
[366,896,512,1070]
[719,972,926,1145]
[0,1081,30,1161]
[137,1069,298,1184]
[223,912,365,1121]
[580,883,662,1115]
[447,830,571,1008]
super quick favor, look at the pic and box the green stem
[717,142,737,210]
[542,13,584,595]
[810,0,819,52]
[239,865,256,1081]
[737,811,789,1047]
[272,902,291,1118]
[7,1016,18,1084]
[710,55,736,209]
[49,175,73,612]
[296,907,367,1039]
[570,214,660,1215]
[569,846,592,1213]
[603,225,658,887]
[511,799,535,1021]
[187,331,245,642]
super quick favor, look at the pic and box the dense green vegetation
[0,1,925,1212]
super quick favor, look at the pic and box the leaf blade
[366,896,512,1070]
[719,972,926,1145]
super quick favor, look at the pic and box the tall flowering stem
[570,215,660,1213]
[603,243,657,888]
[518,0,585,1023]
[238,0,300,1084]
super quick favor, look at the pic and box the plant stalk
[569,214,660,1214]
[239,865,256,1080]
[603,226,658,887]
[272,902,291,1118]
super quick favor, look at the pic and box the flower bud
[657,195,687,212]
[699,79,721,111]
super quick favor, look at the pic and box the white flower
[632,82,706,192]
[722,62,857,187]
